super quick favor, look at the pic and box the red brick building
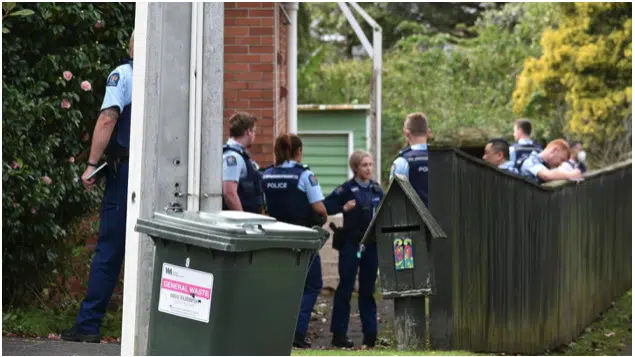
[223,2,291,166]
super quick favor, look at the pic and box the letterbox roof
[360,174,447,245]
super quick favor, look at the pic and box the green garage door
[298,133,350,196]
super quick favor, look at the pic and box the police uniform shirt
[325,178,383,216]
[509,138,537,166]
[389,143,428,179]
[278,160,325,204]
[519,151,547,182]
[101,63,133,114]
[222,139,250,183]
[498,160,518,174]
[559,160,577,172]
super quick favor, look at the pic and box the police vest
[520,152,547,184]
[512,142,542,171]
[107,58,133,157]
[341,179,383,243]
[221,145,265,214]
[262,164,314,227]
[398,147,429,207]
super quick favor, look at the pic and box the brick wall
[224,2,288,166]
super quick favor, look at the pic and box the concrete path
[2,337,120,356]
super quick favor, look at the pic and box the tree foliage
[2,2,135,307]
[299,3,560,181]
[512,2,632,165]
[304,2,502,60]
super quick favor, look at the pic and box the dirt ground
[306,289,395,349]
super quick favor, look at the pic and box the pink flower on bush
[12,202,19,208]
[41,176,53,185]
[95,20,103,29]
[11,161,19,169]
[80,80,92,91]
[63,71,73,81]
[61,99,71,109]
[31,208,37,214]
[68,156,75,163]
[82,133,90,142]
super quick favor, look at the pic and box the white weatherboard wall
[121,3,224,355]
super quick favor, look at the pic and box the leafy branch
[2,2,35,34]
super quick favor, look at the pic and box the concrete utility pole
[120,3,224,355]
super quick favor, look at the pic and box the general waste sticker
[158,263,214,323]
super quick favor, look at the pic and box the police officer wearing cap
[390,112,430,206]
[324,150,384,348]
[261,134,328,349]
[222,112,265,213]
[61,31,135,343]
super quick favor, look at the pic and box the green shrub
[2,2,135,307]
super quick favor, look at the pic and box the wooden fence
[427,148,632,354]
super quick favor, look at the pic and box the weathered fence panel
[428,148,631,354]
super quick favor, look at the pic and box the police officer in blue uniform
[222,112,265,213]
[261,134,328,349]
[324,151,384,348]
[509,118,542,172]
[61,31,135,343]
[390,112,430,206]
[519,139,581,183]
[482,138,518,174]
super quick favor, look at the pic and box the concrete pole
[121,2,224,354]
[199,2,224,212]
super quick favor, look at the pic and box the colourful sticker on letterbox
[393,238,404,270]
[403,238,414,269]
[394,237,414,271]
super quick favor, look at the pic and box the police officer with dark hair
[222,112,265,213]
[390,112,430,206]
[262,134,328,349]
[324,150,384,348]
[61,31,135,343]
[510,118,542,171]
[483,138,518,174]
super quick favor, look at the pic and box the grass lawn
[293,349,481,356]
[554,290,631,356]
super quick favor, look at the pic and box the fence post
[428,148,456,350]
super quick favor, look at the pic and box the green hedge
[2,2,135,307]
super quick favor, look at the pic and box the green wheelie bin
[135,210,329,356]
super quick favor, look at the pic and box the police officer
[482,138,518,174]
[510,118,542,171]
[324,151,384,348]
[519,139,582,183]
[61,31,135,343]
[390,112,430,206]
[222,112,265,213]
[261,134,328,349]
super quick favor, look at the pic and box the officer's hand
[81,166,97,191]
[343,199,356,212]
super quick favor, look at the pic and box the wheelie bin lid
[135,210,330,252]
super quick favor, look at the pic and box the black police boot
[363,333,377,348]
[60,325,100,343]
[332,333,354,348]
[292,332,311,349]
